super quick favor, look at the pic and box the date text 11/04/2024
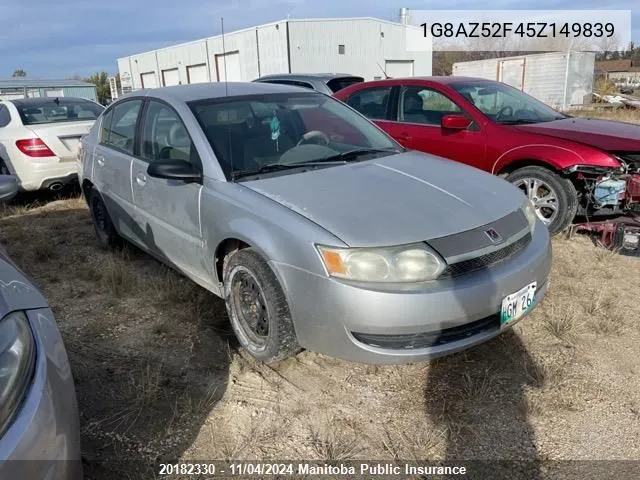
[158,463,468,476]
[422,22,615,38]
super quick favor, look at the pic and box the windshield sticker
[270,116,281,141]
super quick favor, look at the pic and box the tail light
[15,138,55,157]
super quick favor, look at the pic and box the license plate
[500,282,537,328]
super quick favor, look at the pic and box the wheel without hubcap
[223,248,300,363]
[230,267,270,349]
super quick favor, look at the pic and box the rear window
[13,98,104,125]
[326,76,364,93]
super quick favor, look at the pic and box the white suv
[0,97,103,191]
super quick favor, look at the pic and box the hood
[0,245,48,318]
[515,118,640,152]
[242,151,526,247]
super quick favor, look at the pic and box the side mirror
[147,160,202,184]
[0,175,19,203]
[441,114,472,131]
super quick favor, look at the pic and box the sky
[0,0,639,78]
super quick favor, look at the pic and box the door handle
[396,133,412,142]
[136,173,147,186]
[96,155,105,166]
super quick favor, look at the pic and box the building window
[338,44,345,55]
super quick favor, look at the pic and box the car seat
[402,92,426,123]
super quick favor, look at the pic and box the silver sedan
[78,82,551,364]
[0,175,82,479]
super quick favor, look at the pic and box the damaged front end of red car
[564,154,640,255]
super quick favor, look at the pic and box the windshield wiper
[321,147,400,163]
[233,160,348,180]
[233,148,401,180]
[498,119,542,125]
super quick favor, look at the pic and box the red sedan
[334,77,640,235]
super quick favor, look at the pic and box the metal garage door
[499,58,525,90]
[385,60,414,78]
[45,89,64,97]
[162,68,180,86]
[140,72,158,89]
[187,64,208,84]
[216,52,242,82]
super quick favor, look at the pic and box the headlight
[0,311,36,436]
[520,199,537,234]
[317,243,446,283]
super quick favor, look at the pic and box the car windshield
[189,92,402,181]
[451,81,567,124]
[13,98,104,125]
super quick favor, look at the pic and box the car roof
[4,96,98,105]
[122,81,320,103]
[256,73,362,82]
[348,76,495,85]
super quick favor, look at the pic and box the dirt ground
[0,189,638,479]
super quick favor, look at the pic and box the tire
[506,166,578,236]
[89,190,121,249]
[223,248,300,363]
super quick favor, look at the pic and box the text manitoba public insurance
[299,463,467,475]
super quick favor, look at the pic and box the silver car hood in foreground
[0,245,48,318]
[242,151,525,247]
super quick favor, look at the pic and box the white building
[117,15,431,92]
[452,51,596,110]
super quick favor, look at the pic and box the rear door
[343,84,396,133]
[131,99,206,279]
[92,99,143,242]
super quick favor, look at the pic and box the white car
[0,97,104,191]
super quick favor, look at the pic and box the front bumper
[0,308,82,480]
[273,223,552,364]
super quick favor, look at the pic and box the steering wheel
[496,105,514,121]
[297,130,330,147]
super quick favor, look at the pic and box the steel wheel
[229,267,269,349]
[223,248,300,363]
[512,177,559,226]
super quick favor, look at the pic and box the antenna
[221,17,229,97]
[376,62,390,79]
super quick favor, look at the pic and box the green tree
[12,69,26,77]
[85,71,111,105]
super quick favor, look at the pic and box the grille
[352,314,500,350]
[439,232,532,279]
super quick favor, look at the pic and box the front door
[384,85,487,169]
[131,100,207,279]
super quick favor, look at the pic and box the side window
[399,87,462,126]
[141,101,197,165]
[102,100,142,154]
[346,87,392,120]
[0,105,10,128]
[99,109,114,144]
